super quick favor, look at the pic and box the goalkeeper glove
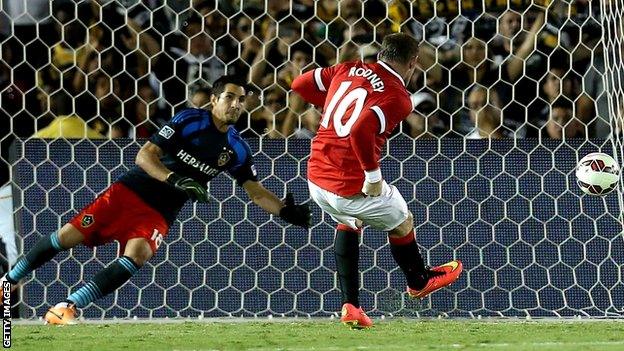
[166,172,209,203]
[279,193,312,228]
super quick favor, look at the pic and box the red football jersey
[292,61,414,196]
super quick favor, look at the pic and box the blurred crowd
[0,0,620,186]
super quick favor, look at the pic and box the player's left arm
[230,137,311,228]
[242,181,312,229]
[136,141,209,202]
[241,180,284,215]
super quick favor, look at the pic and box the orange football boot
[44,303,77,325]
[340,303,373,329]
[407,260,463,299]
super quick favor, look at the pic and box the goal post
[601,0,624,194]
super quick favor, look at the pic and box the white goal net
[3,0,624,319]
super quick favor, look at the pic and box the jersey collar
[378,60,405,86]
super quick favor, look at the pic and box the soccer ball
[576,152,620,195]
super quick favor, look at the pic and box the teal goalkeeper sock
[67,256,140,308]
[6,232,64,283]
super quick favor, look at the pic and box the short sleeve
[150,109,206,151]
[227,132,258,185]
[312,65,338,92]
[370,96,413,134]
[229,155,258,185]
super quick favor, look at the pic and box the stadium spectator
[230,14,262,63]
[315,0,339,22]
[90,73,125,136]
[544,98,585,139]
[578,39,611,138]
[444,37,501,135]
[153,14,228,112]
[126,82,164,139]
[404,92,450,138]
[338,20,376,63]
[249,16,303,89]
[33,90,105,139]
[489,8,549,137]
[277,41,314,88]
[189,87,213,109]
[45,9,89,93]
[250,87,288,138]
[466,86,506,139]
[278,41,317,138]
[538,54,581,122]
[0,0,619,195]
[451,37,497,89]
[542,64,576,104]
[281,94,321,139]
[126,0,177,42]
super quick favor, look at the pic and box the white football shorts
[308,180,409,232]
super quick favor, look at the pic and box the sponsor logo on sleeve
[158,126,175,139]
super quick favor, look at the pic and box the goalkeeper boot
[44,302,77,325]
[340,303,373,329]
[407,260,463,299]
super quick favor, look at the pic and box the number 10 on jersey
[320,81,368,137]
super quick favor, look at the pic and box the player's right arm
[137,109,210,202]
[291,66,337,108]
[135,141,209,202]
[135,141,170,182]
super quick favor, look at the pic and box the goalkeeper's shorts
[308,180,409,232]
[69,182,169,255]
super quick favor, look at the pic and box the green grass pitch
[9,319,624,350]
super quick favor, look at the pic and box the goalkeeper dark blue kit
[70,108,257,254]
[119,108,258,223]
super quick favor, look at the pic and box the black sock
[67,256,140,308]
[7,232,65,283]
[334,227,360,307]
[389,230,427,290]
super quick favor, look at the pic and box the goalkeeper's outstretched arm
[242,180,312,228]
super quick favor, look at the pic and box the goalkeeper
[1,75,312,324]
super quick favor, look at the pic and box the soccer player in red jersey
[2,76,311,324]
[292,33,462,328]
